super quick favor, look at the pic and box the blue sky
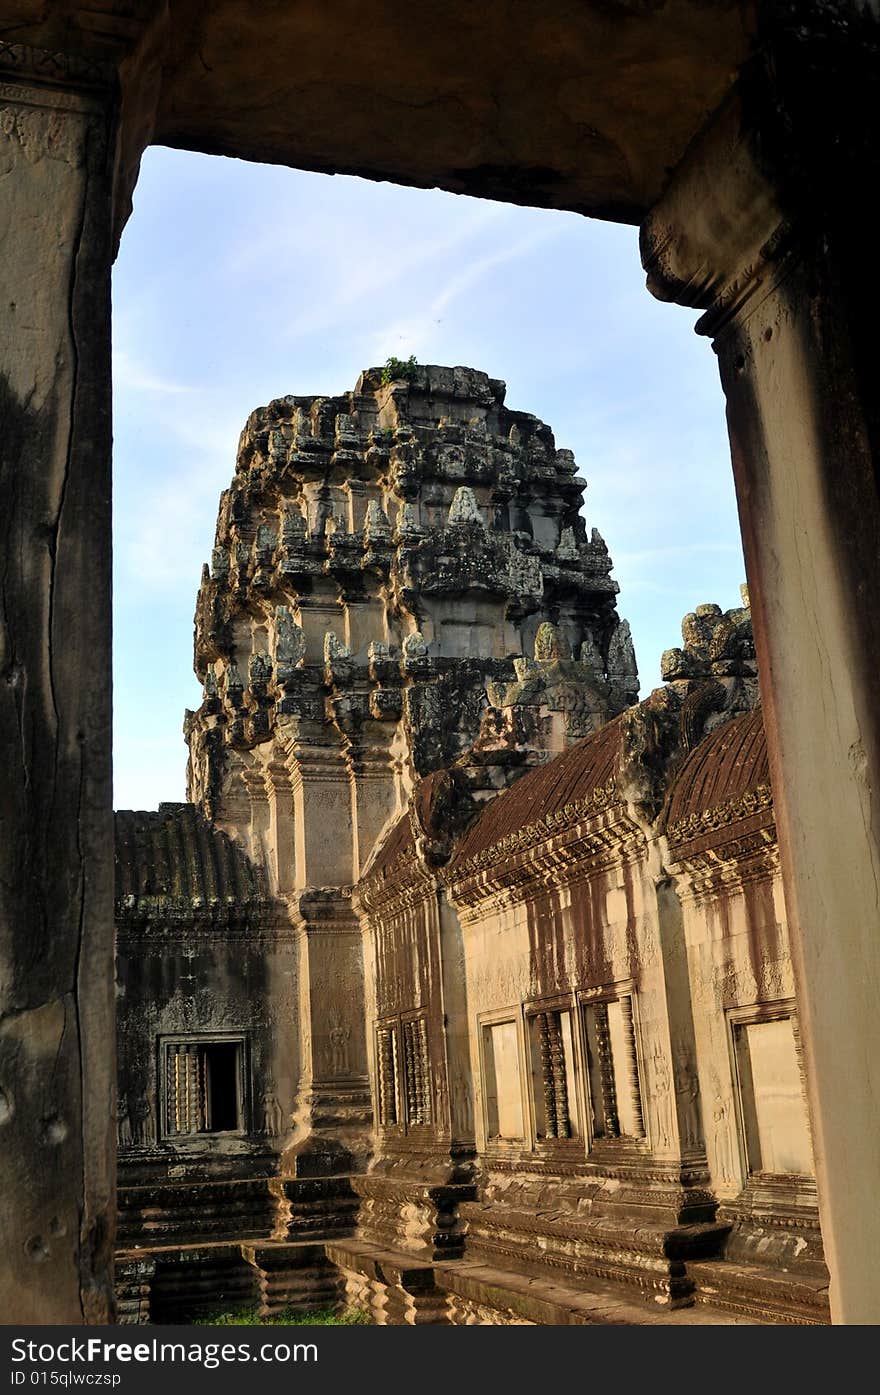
[112,147,744,811]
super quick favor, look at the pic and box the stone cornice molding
[668,835,780,907]
[289,885,359,933]
[447,802,644,914]
[666,781,774,850]
[114,901,291,943]
[449,776,620,882]
[356,783,647,920]
[356,848,436,919]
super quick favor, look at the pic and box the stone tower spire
[185,364,638,887]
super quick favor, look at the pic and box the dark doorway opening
[204,1042,240,1133]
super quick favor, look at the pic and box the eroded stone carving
[618,595,759,826]
[186,365,637,866]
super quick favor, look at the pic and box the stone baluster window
[376,1024,399,1126]
[162,1037,244,1137]
[527,1008,580,1141]
[582,993,645,1143]
[376,1014,431,1130]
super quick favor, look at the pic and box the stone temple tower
[183,364,638,1170]
[186,364,637,873]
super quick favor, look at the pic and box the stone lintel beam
[0,48,118,1323]
[641,7,880,1323]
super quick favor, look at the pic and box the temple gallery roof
[365,704,773,892]
[665,707,768,828]
[114,802,265,906]
[664,707,773,853]
[451,716,624,870]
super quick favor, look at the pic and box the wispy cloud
[364,222,565,359]
[223,189,506,283]
[113,347,195,396]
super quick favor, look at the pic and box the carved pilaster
[283,891,371,1178]
[286,736,355,889]
[264,756,296,893]
[342,728,403,879]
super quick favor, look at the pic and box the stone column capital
[641,2,880,338]
[640,91,788,339]
[0,6,173,246]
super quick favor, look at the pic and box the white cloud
[363,222,565,360]
[113,346,195,396]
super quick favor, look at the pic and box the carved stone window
[161,1036,245,1138]
[731,1008,813,1178]
[581,992,645,1142]
[526,1007,581,1141]
[481,1018,526,1142]
[375,1014,431,1131]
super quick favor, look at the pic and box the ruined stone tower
[180,364,638,1175]
[185,364,638,886]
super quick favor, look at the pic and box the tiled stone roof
[664,708,772,851]
[114,803,265,905]
[450,716,624,871]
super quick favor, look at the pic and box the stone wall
[353,593,829,1323]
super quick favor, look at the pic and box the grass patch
[203,1306,372,1326]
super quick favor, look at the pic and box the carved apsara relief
[0,91,89,172]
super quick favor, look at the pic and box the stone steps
[688,1258,830,1325]
[116,1239,345,1323]
[136,1243,260,1323]
[118,1173,360,1248]
[326,1239,449,1325]
[325,1237,757,1325]
[436,1259,758,1325]
[118,1177,276,1248]
[459,1201,729,1307]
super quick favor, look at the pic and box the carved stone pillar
[0,43,122,1323]
[279,716,369,1174]
[642,6,880,1322]
[344,731,402,880]
[282,890,371,1178]
[286,729,355,889]
[264,758,296,894]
